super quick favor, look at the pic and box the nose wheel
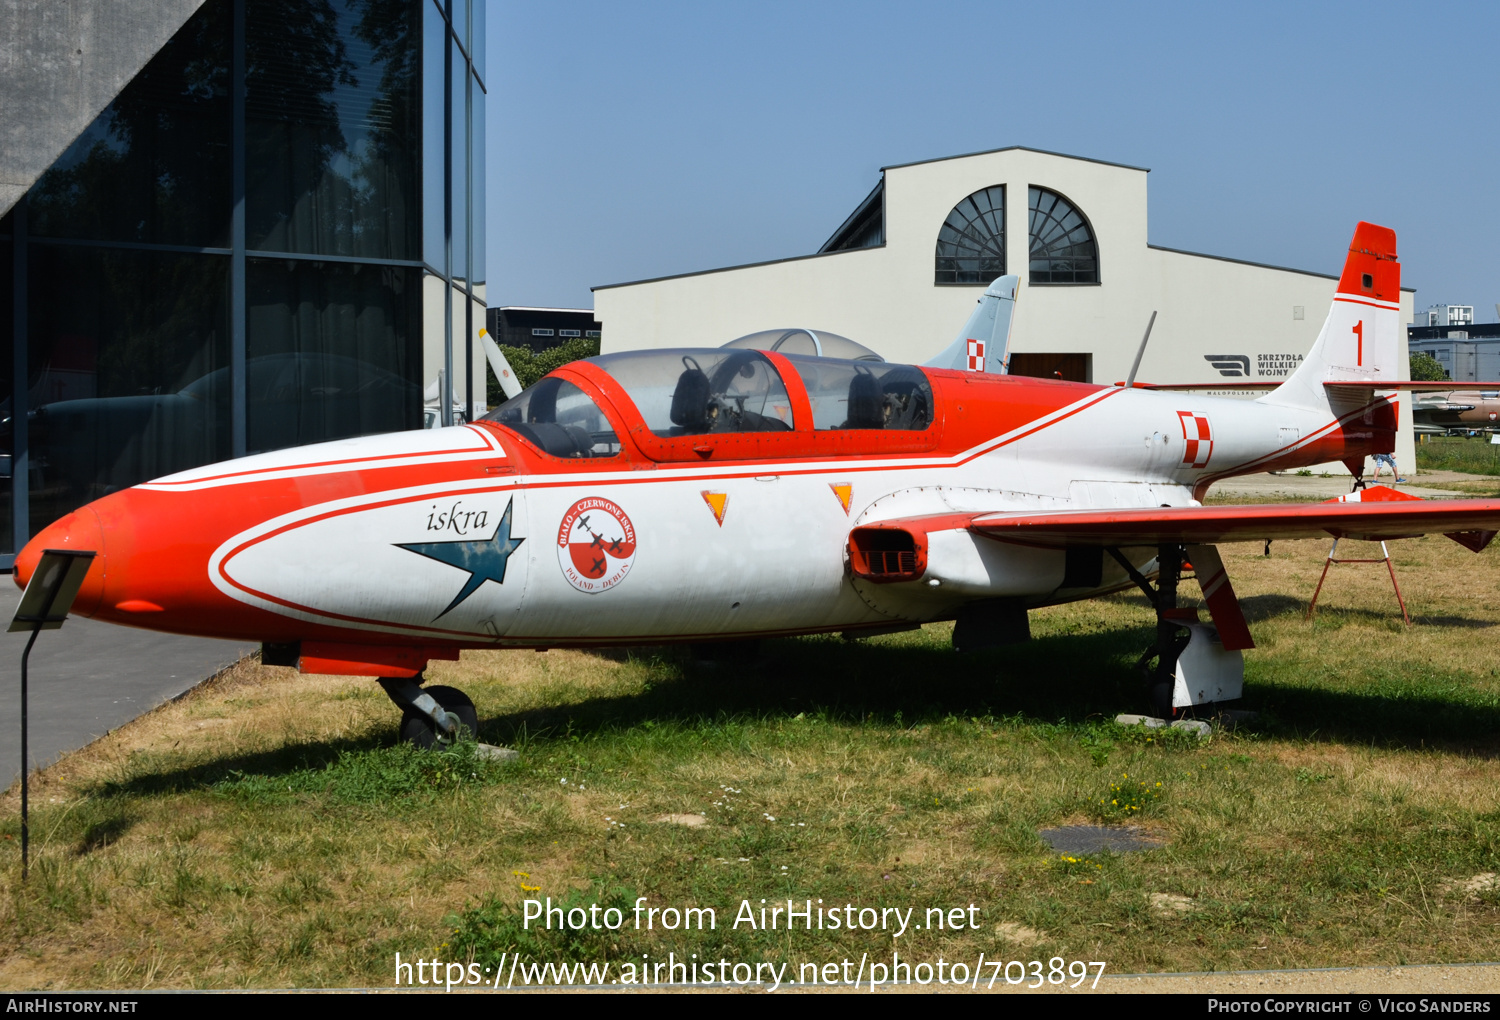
[379,676,479,748]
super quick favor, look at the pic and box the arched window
[934,185,1005,285]
[1028,187,1098,284]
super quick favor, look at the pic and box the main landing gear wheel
[378,676,480,749]
[400,686,478,749]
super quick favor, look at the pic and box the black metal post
[1155,543,1182,677]
[19,624,39,880]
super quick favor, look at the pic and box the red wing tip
[1351,221,1397,260]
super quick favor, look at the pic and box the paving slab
[0,582,252,783]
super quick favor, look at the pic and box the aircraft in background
[1412,390,1500,434]
[20,222,1500,740]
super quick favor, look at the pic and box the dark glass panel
[0,239,12,552]
[422,0,446,270]
[469,64,485,286]
[27,0,231,247]
[26,247,230,534]
[449,38,468,283]
[935,185,1005,285]
[246,258,421,453]
[470,0,485,84]
[1028,186,1098,285]
[246,0,419,259]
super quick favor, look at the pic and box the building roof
[880,145,1150,174]
[495,306,596,314]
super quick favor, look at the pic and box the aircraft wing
[968,491,1500,548]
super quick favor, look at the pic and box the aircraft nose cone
[14,507,107,617]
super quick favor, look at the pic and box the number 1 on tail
[1353,320,1363,365]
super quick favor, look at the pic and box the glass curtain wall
[423,0,486,426]
[0,0,482,563]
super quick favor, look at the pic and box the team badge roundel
[556,497,637,593]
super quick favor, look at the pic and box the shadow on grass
[85,621,1500,794]
[91,730,390,798]
[480,624,1500,758]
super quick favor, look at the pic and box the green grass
[1416,436,1500,476]
[7,536,1500,987]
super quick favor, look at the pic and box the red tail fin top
[1337,221,1400,302]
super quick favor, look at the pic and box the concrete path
[1208,470,1473,500]
[0,583,252,783]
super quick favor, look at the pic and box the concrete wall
[593,147,1416,472]
[0,0,205,217]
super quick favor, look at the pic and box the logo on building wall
[1177,411,1214,468]
[1204,355,1250,377]
[1204,353,1305,378]
[556,497,637,593]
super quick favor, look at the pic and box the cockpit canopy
[481,347,934,459]
[722,328,883,362]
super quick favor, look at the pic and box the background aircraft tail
[925,275,1018,373]
[1259,222,1403,416]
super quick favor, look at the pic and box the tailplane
[926,275,1018,374]
[1259,222,1403,414]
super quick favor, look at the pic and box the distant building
[1415,304,1475,327]
[1409,335,1500,382]
[487,307,601,353]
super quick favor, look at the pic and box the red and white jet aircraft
[19,222,1500,740]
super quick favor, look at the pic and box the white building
[593,146,1417,471]
[1416,304,1475,327]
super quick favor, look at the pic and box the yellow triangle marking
[830,483,852,515]
[701,490,729,526]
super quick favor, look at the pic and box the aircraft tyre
[400,685,479,749]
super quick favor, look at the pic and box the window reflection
[246,0,419,259]
[469,66,485,287]
[421,0,446,270]
[27,0,230,247]
[782,356,933,431]
[25,247,231,535]
[246,259,421,452]
[0,237,11,552]
[449,44,468,283]
[483,377,620,458]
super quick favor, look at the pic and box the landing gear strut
[379,676,479,749]
[1106,543,1192,719]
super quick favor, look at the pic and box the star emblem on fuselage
[396,497,524,619]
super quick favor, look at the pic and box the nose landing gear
[378,676,479,748]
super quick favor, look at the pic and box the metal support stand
[19,626,38,880]
[1305,538,1410,625]
[9,548,98,882]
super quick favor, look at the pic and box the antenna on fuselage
[1124,310,1158,390]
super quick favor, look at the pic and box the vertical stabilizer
[1260,222,1402,413]
[925,275,1018,374]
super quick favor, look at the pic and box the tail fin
[480,328,523,400]
[925,275,1018,374]
[1260,222,1402,413]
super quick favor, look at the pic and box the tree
[486,336,602,405]
[1410,351,1448,381]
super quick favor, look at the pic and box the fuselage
[17,352,1395,653]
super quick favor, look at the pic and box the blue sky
[486,1,1498,319]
